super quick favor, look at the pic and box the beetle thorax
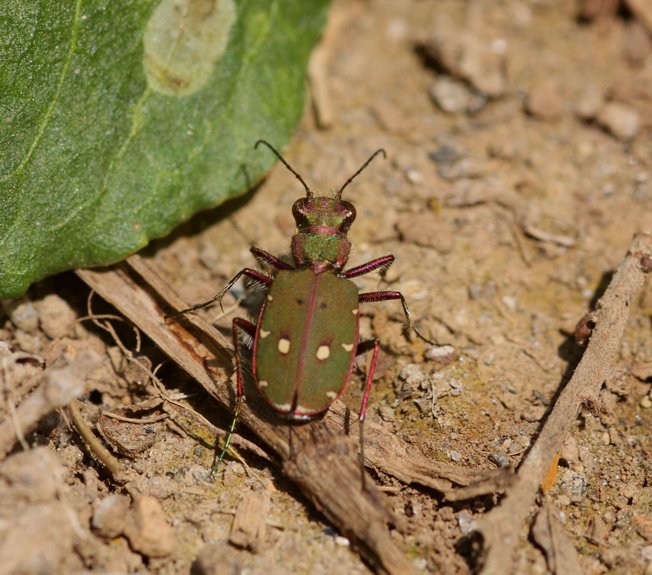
[290,196,356,271]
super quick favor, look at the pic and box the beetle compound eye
[292,199,309,226]
[342,202,356,223]
[339,202,356,233]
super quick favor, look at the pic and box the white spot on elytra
[352,308,358,315]
[259,380,269,387]
[259,329,270,338]
[316,345,330,360]
[341,343,354,352]
[326,391,337,399]
[278,338,291,354]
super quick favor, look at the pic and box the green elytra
[175,141,434,474]
[254,269,359,418]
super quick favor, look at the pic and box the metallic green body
[253,268,359,419]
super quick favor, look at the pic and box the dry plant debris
[476,233,652,574]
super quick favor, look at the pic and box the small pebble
[640,395,651,409]
[437,158,486,181]
[428,144,460,165]
[501,295,518,312]
[601,431,611,445]
[37,294,77,339]
[404,168,423,184]
[429,77,473,114]
[590,515,610,544]
[5,300,40,332]
[525,80,563,120]
[489,452,510,468]
[560,435,580,465]
[413,558,428,571]
[556,495,571,507]
[623,20,652,65]
[378,405,395,422]
[575,85,604,120]
[420,34,507,97]
[603,510,616,524]
[597,102,640,141]
[399,364,428,388]
[448,450,462,462]
[424,344,457,365]
[642,544,652,561]
[334,535,350,547]
[448,379,462,390]
[92,494,131,538]
[126,495,177,558]
[457,510,476,534]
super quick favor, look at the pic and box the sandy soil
[2,1,652,574]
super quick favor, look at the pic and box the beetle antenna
[335,148,387,199]
[255,140,313,199]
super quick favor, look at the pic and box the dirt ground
[2,1,652,574]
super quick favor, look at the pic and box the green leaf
[0,0,329,298]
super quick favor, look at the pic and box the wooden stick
[476,233,652,574]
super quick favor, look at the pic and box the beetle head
[254,140,386,271]
[291,196,356,235]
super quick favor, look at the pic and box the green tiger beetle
[178,140,434,477]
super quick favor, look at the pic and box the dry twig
[476,233,652,574]
[68,399,125,482]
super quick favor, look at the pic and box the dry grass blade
[476,232,652,574]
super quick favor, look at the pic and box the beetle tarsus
[212,394,244,476]
[170,268,273,317]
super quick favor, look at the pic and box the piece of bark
[475,233,652,575]
[229,490,270,552]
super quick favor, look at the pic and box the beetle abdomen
[253,269,359,419]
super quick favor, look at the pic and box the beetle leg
[213,317,256,475]
[358,290,436,345]
[354,338,380,491]
[356,339,380,423]
[251,246,294,270]
[231,318,256,398]
[342,254,394,278]
[171,268,272,317]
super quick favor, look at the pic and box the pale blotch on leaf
[143,0,237,96]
